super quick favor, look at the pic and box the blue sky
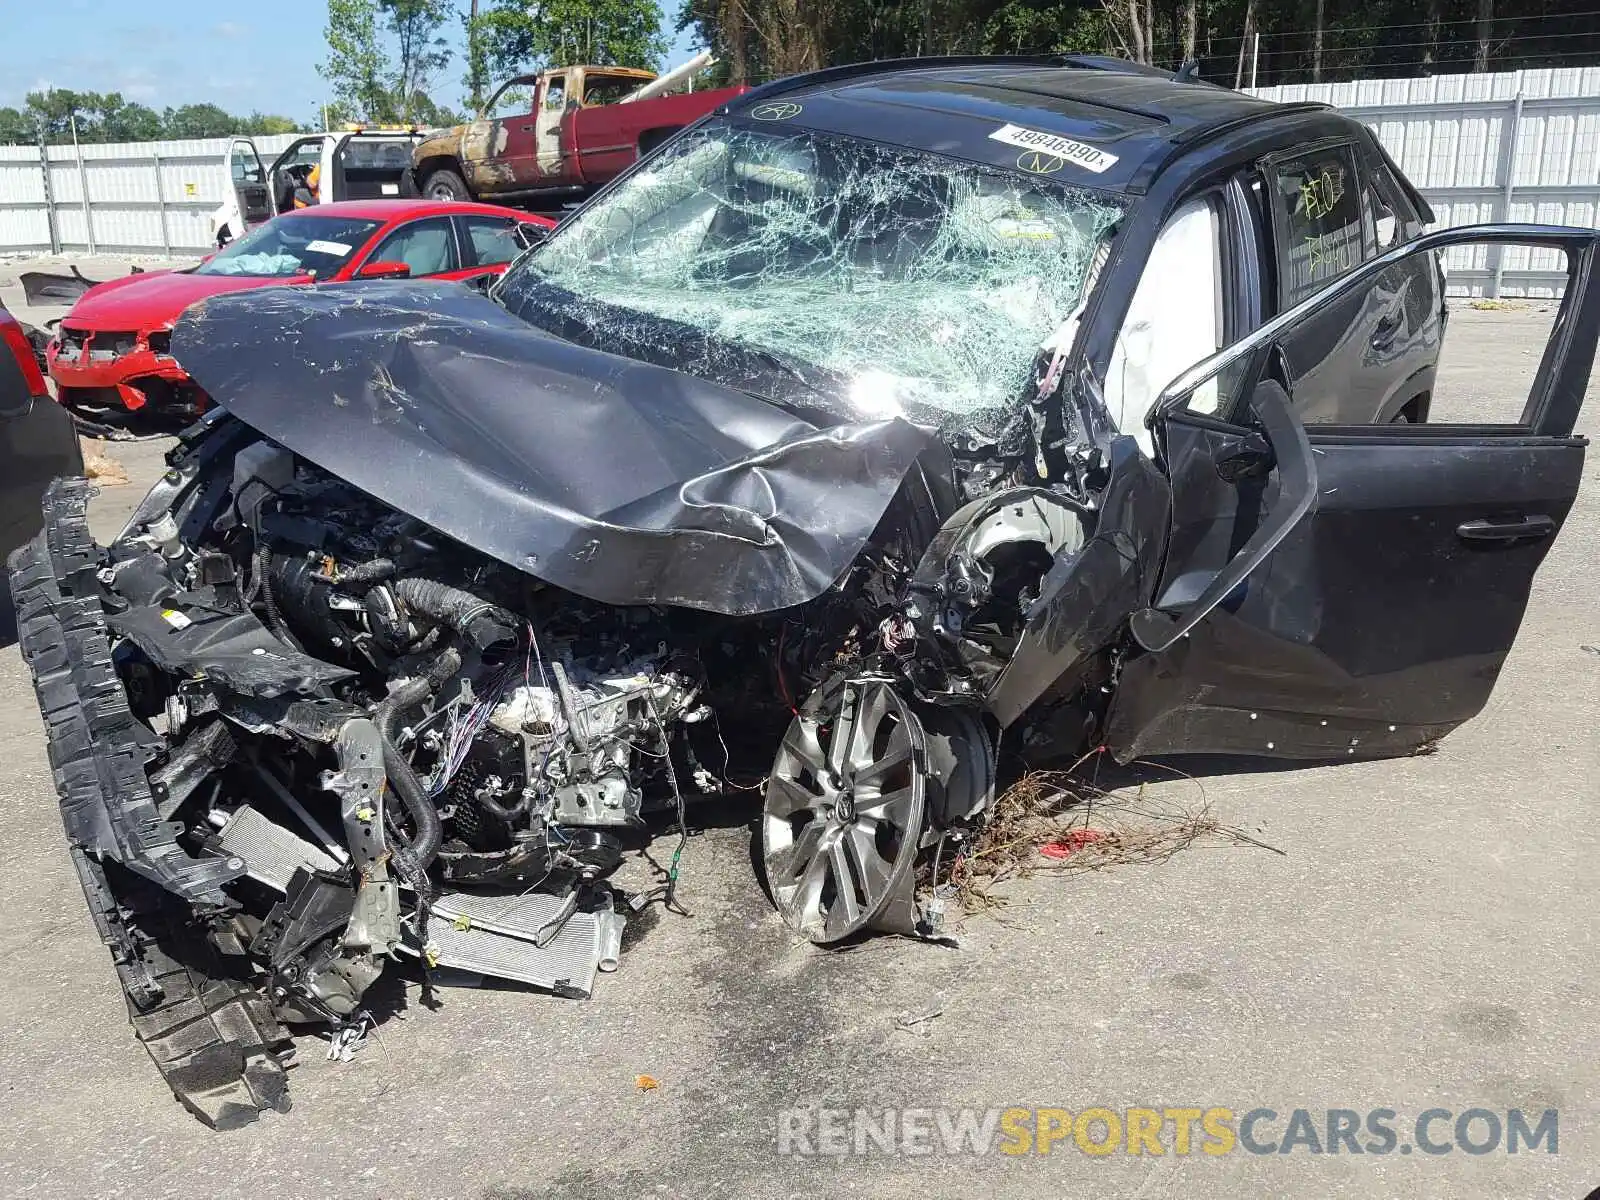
[0,0,700,123]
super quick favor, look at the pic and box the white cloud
[212,21,250,39]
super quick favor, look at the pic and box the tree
[1103,0,1152,63]
[20,89,95,143]
[1233,0,1257,87]
[464,0,492,112]
[162,103,241,139]
[96,96,164,142]
[0,107,34,145]
[1422,0,1443,72]
[481,0,666,77]
[245,112,301,134]
[679,0,1107,81]
[381,0,454,121]
[0,91,302,145]
[321,0,393,120]
[1311,0,1325,81]
[1474,0,1495,70]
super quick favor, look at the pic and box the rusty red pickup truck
[412,62,746,208]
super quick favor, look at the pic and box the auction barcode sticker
[988,124,1119,174]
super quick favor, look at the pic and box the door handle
[1456,515,1556,542]
[519,123,536,132]
[1370,312,1403,351]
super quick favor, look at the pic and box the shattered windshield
[195,214,381,278]
[496,120,1123,425]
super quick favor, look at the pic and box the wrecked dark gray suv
[11,56,1598,1127]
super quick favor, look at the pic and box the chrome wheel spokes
[762,677,927,943]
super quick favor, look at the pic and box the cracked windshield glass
[497,121,1123,428]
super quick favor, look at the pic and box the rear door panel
[1260,140,1443,425]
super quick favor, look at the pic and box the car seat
[395,226,453,276]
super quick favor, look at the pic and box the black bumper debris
[10,479,289,1127]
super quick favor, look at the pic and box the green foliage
[678,0,1600,87]
[246,113,302,135]
[463,4,493,112]
[320,0,466,122]
[0,90,299,145]
[162,103,241,139]
[382,0,455,120]
[321,0,392,120]
[481,0,666,77]
[0,108,31,144]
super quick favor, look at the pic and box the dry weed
[937,755,1283,915]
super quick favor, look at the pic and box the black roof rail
[720,53,1232,116]
[724,55,1071,112]
[1057,54,1178,79]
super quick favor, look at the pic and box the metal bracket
[324,719,401,955]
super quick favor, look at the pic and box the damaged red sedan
[47,199,553,429]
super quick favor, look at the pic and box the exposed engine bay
[6,268,1222,1132]
[13,386,1117,1125]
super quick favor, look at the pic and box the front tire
[421,167,471,202]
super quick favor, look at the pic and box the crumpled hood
[172,281,950,615]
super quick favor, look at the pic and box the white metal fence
[0,134,302,256]
[1252,66,1600,297]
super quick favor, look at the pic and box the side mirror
[356,260,411,280]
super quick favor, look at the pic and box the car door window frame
[1259,137,1375,311]
[454,214,522,268]
[1152,226,1600,441]
[358,216,462,277]
[1363,152,1425,245]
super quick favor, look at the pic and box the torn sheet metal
[173,282,945,616]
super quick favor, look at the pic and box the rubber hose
[257,545,301,649]
[381,732,441,870]
[373,646,458,871]
[335,557,396,590]
[392,577,516,653]
[476,788,531,823]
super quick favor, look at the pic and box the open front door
[1106,225,1600,761]
[227,138,271,233]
